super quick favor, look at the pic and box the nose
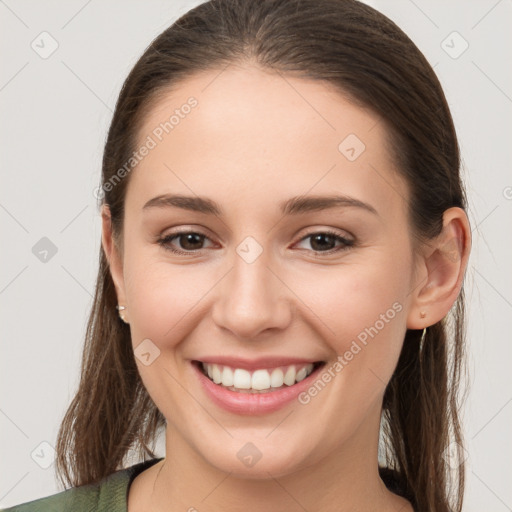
[211,248,292,340]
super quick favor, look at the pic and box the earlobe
[406,207,471,330]
[101,205,127,309]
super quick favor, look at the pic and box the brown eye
[295,230,355,255]
[175,233,205,250]
[158,231,212,254]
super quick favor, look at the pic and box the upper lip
[193,356,324,371]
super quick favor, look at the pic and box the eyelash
[157,229,355,257]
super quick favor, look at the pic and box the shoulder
[0,458,164,512]
[0,483,98,512]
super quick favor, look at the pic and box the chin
[196,435,321,480]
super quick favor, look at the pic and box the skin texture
[101,63,471,512]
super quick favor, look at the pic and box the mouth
[192,360,326,394]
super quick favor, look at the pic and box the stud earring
[116,304,129,324]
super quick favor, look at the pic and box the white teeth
[295,367,308,382]
[270,368,284,388]
[201,362,316,391]
[233,369,251,389]
[251,369,271,390]
[221,366,234,387]
[212,364,222,384]
[283,366,296,386]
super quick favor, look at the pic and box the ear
[101,205,128,311]
[407,207,471,330]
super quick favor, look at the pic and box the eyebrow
[142,193,378,216]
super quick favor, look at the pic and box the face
[108,64,421,478]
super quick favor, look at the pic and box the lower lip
[192,361,324,415]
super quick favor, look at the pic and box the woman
[2,0,471,511]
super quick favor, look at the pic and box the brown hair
[55,1,469,510]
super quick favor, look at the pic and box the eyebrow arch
[142,193,378,216]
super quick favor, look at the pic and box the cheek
[296,253,409,337]
[291,251,411,394]
[121,252,214,416]
[123,250,214,345]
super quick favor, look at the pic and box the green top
[2,460,414,511]
[0,458,164,512]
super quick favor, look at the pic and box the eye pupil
[180,233,204,250]
[310,233,336,251]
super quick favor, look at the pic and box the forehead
[127,64,408,218]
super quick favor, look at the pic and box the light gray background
[1,0,511,509]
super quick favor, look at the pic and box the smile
[199,361,321,393]
[192,358,326,415]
